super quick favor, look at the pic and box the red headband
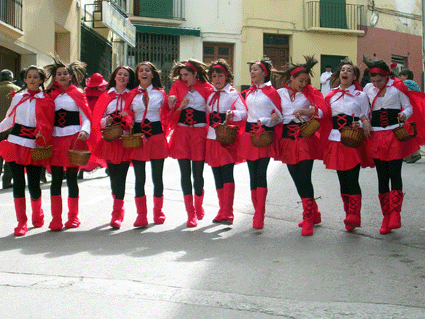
[184,62,198,73]
[212,64,228,77]
[369,68,390,77]
[290,66,306,76]
[255,61,269,76]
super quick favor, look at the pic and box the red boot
[49,195,63,231]
[253,187,267,229]
[379,192,391,234]
[110,198,125,229]
[341,193,354,231]
[31,196,44,228]
[184,194,197,227]
[194,190,205,220]
[344,194,361,229]
[301,198,314,236]
[153,195,166,224]
[212,188,224,223]
[133,196,148,227]
[65,197,80,228]
[298,198,321,227]
[389,190,403,229]
[14,197,28,236]
[221,183,235,225]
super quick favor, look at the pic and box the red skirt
[205,138,239,167]
[274,135,321,165]
[94,138,130,164]
[128,133,169,162]
[169,126,207,161]
[238,131,276,161]
[51,134,89,167]
[368,130,419,161]
[0,140,48,166]
[323,140,374,171]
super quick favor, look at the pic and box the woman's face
[115,68,130,88]
[25,69,43,91]
[138,64,153,88]
[290,73,309,91]
[371,74,388,89]
[211,70,227,90]
[180,68,197,87]
[54,67,71,89]
[339,64,356,88]
[250,64,266,86]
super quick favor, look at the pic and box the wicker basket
[250,130,274,147]
[392,121,417,142]
[121,126,144,148]
[298,116,320,138]
[340,126,365,148]
[30,135,52,161]
[215,121,238,144]
[101,124,123,142]
[68,139,91,166]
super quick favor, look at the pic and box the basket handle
[72,136,88,150]
[37,134,48,147]
[397,117,404,128]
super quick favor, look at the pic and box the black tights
[178,159,204,196]
[337,164,361,195]
[50,166,79,198]
[374,159,403,193]
[9,162,42,199]
[132,159,165,198]
[108,162,130,200]
[212,163,234,190]
[287,160,314,199]
[247,158,270,190]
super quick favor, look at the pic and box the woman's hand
[292,108,315,118]
[226,110,233,120]
[398,112,407,122]
[120,111,128,117]
[78,131,89,141]
[177,98,189,111]
[362,120,372,138]
[271,112,279,122]
[35,131,42,139]
[168,95,177,109]
[105,116,113,126]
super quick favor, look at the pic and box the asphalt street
[0,155,425,318]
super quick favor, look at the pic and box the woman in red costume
[92,66,135,229]
[323,58,373,232]
[167,59,213,227]
[122,62,169,228]
[363,56,425,234]
[206,59,247,225]
[240,59,282,230]
[275,56,329,236]
[44,57,92,231]
[0,66,54,236]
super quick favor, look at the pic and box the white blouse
[0,90,44,148]
[363,79,412,131]
[206,83,247,140]
[53,92,91,137]
[327,84,370,142]
[178,89,208,128]
[245,81,283,127]
[130,85,164,123]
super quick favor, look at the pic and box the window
[391,55,407,75]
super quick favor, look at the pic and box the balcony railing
[0,0,22,30]
[306,1,365,31]
[134,0,185,20]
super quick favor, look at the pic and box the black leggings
[287,160,314,199]
[247,158,270,190]
[212,163,235,190]
[108,162,130,200]
[50,166,79,198]
[374,159,403,193]
[9,162,42,199]
[337,164,361,195]
[178,159,204,196]
[133,159,165,198]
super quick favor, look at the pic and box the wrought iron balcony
[0,0,22,30]
[306,1,365,32]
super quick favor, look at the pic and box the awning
[135,25,201,37]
